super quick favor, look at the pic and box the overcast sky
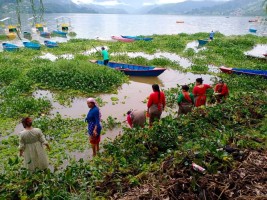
[72,0,229,6]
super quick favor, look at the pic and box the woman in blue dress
[85,98,102,157]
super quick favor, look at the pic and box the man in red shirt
[214,80,229,103]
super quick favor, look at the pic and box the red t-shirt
[147,91,166,110]
[193,84,212,107]
[214,83,229,96]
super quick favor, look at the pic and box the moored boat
[249,28,257,33]
[53,30,67,37]
[23,41,41,50]
[40,32,51,38]
[111,36,135,42]
[2,42,19,51]
[121,35,153,41]
[198,39,209,46]
[263,53,267,57]
[44,40,58,48]
[219,66,267,79]
[176,21,184,23]
[248,19,258,22]
[23,31,32,39]
[90,60,166,77]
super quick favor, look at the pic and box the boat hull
[23,42,41,50]
[249,28,257,33]
[44,40,58,48]
[220,66,267,79]
[121,35,153,41]
[90,60,166,77]
[53,30,67,36]
[198,39,209,46]
[2,42,19,52]
[111,36,134,42]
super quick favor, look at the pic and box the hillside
[147,0,266,16]
[147,1,222,15]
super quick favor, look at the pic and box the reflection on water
[244,44,267,58]
[31,69,215,122]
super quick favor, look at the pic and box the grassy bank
[0,33,266,199]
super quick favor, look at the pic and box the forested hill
[185,0,266,16]
[145,0,265,16]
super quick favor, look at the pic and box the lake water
[3,13,267,39]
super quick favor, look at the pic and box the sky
[72,0,229,6]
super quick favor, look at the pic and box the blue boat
[220,66,267,79]
[53,30,67,36]
[249,28,257,33]
[198,39,209,46]
[2,43,19,52]
[40,32,51,38]
[23,41,41,50]
[121,35,153,41]
[90,60,166,77]
[44,40,58,48]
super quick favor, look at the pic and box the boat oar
[92,45,102,56]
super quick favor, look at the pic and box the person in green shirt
[177,85,194,115]
[101,47,109,65]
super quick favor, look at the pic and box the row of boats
[0,16,71,40]
[2,40,58,51]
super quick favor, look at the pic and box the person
[209,30,214,40]
[177,85,194,115]
[85,98,102,157]
[101,47,109,66]
[19,117,50,171]
[126,109,146,128]
[214,80,229,103]
[193,78,212,107]
[147,84,166,126]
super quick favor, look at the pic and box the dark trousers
[104,59,109,65]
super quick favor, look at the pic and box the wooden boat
[90,60,166,77]
[121,35,153,41]
[40,32,51,38]
[111,36,135,43]
[263,53,267,57]
[248,20,258,22]
[23,41,41,50]
[2,43,19,52]
[176,21,184,23]
[44,40,58,48]
[53,30,67,36]
[220,66,267,79]
[249,28,257,33]
[198,39,209,46]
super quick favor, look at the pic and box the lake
[8,13,267,39]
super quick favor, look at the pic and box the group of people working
[18,78,229,170]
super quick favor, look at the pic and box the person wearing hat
[126,109,146,128]
[193,78,212,107]
[214,80,229,103]
[101,47,109,66]
[85,98,102,157]
[177,85,194,115]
